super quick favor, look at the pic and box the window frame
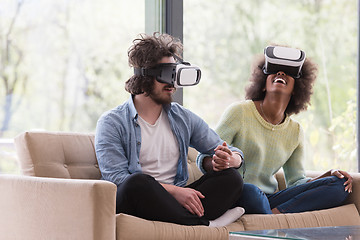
[357,0,360,172]
[145,0,183,105]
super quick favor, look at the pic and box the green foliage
[0,0,144,135]
[329,89,357,172]
[0,0,144,173]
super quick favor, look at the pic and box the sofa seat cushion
[226,204,360,232]
[115,213,229,240]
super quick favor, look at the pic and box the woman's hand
[309,169,353,193]
[331,169,353,193]
[212,142,242,171]
[161,184,205,216]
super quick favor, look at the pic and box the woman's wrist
[232,152,243,169]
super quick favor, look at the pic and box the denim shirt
[95,96,243,187]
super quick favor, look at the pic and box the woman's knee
[328,176,349,200]
[330,175,347,185]
[313,176,349,205]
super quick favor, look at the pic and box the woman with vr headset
[197,46,353,214]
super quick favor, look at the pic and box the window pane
[0,0,145,174]
[184,0,357,172]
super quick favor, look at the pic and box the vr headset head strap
[170,52,191,66]
[134,67,162,77]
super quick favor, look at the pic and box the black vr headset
[263,46,306,79]
[134,56,201,88]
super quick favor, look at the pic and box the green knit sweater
[197,100,310,194]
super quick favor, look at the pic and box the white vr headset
[134,60,201,88]
[263,46,306,79]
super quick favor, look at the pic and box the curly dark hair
[125,33,183,95]
[245,53,318,115]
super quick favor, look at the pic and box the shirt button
[137,141,141,145]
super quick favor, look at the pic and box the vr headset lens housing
[263,46,306,78]
[175,64,201,87]
[134,62,201,88]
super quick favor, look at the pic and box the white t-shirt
[137,109,179,184]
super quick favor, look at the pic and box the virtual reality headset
[263,46,306,79]
[134,62,201,88]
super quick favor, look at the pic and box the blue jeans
[237,176,349,214]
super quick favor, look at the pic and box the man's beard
[148,87,174,105]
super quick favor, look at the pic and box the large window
[0,0,145,174]
[1,0,358,174]
[183,0,358,172]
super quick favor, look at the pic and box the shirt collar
[163,102,171,113]
[128,95,172,119]
[128,95,138,120]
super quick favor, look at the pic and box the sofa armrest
[343,171,360,213]
[0,175,117,240]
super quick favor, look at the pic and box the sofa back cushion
[186,147,204,184]
[14,131,204,182]
[15,132,101,179]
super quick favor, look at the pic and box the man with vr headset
[95,33,245,226]
[198,45,353,214]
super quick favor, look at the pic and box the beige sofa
[2,131,359,240]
